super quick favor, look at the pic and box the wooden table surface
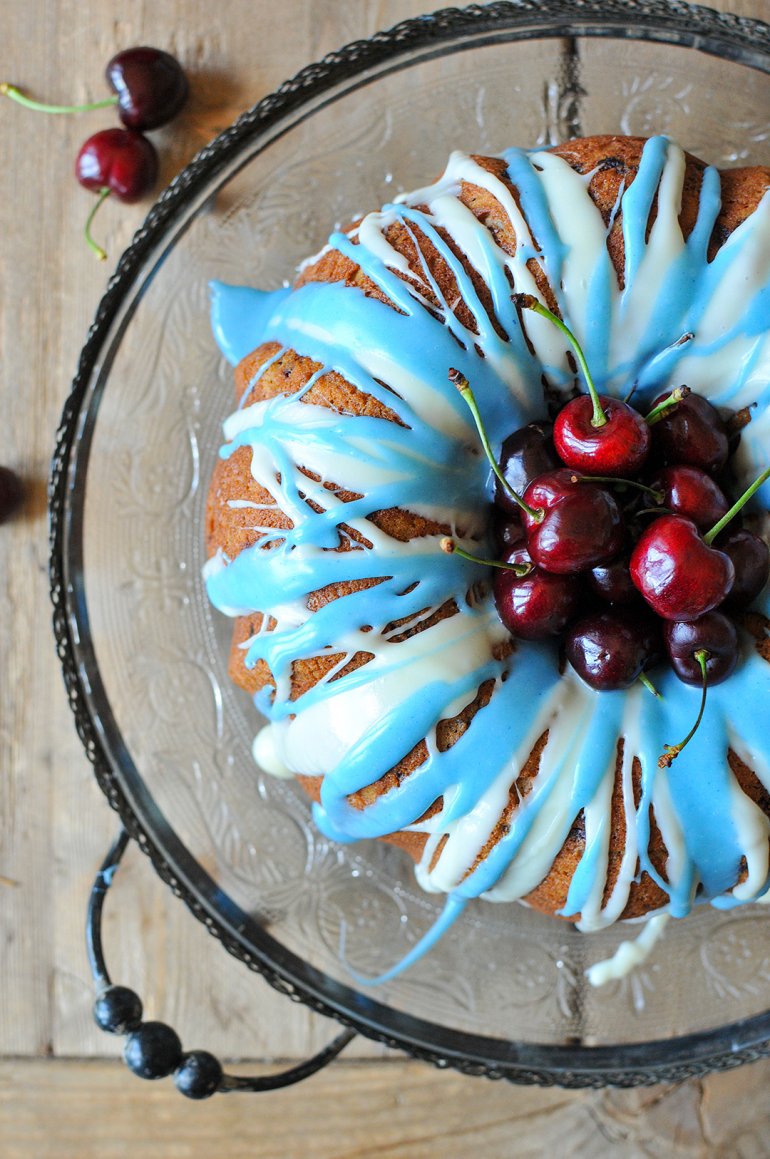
[1,1,769,1155]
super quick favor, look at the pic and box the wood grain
[0,0,769,1154]
[2,1057,770,1159]
[0,0,436,1066]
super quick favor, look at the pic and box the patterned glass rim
[49,0,770,1087]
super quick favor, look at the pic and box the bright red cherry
[495,421,559,516]
[75,128,158,202]
[566,607,662,690]
[106,47,189,131]
[649,391,729,474]
[75,128,159,259]
[648,465,729,530]
[554,395,651,477]
[716,528,770,609]
[522,470,625,574]
[513,293,650,476]
[493,542,583,639]
[630,514,735,621]
[663,612,738,686]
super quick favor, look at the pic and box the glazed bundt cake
[204,135,770,973]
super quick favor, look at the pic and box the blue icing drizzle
[210,280,291,366]
[621,135,670,288]
[206,137,770,969]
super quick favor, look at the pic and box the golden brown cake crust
[207,137,770,922]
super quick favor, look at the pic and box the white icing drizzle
[586,913,671,987]
[207,138,770,987]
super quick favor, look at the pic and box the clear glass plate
[51,2,770,1085]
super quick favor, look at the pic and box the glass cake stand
[50,0,770,1090]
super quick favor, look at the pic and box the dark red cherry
[648,465,729,530]
[0,466,24,524]
[493,543,583,639]
[493,515,526,553]
[716,528,770,609]
[629,514,735,621]
[664,612,738,685]
[495,421,560,516]
[566,607,662,690]
[554,395,650,477]
[106,47,189,131]
[588,553,640,605]
[649,391,729,475]
[75,128,158,202]
[522,470,624,574]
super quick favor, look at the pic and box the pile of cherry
[2,47,188,259]
[447,294,770,768]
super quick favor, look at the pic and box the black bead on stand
[87,828,356,1098]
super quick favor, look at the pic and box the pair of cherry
[2,47,188,258]
[447,295,769,767]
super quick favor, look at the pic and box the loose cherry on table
[2,46,188,261]
[105,47,189,130]
[0,466,24,524]
[1,46,188,130]
[76,128,158,201]
[75,129,159,259]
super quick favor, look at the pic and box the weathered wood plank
[2,1057,770,1159]
[0,0,434,1063]
[1,13,768,1159]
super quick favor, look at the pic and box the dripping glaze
[205,137,770,980]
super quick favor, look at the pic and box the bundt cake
[204,135,770,978]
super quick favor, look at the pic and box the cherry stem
[440,537,533,576]
[0,82,118,115]
[448,368,544,522]
[703,464,770,545]
[639,672,662,699]
[645,385,691,426]
[727,403,756,434]
[84,188,110,262]
[572,474,664,502]
[513,293,607,429]
[658,649,710,768]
